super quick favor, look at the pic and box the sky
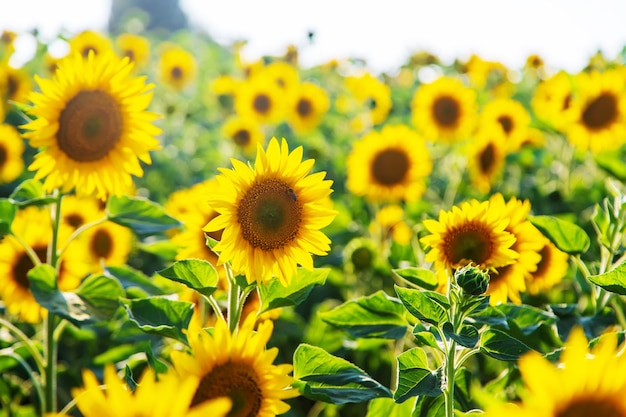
[1,0,626,74]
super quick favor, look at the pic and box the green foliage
[106,195,180,236]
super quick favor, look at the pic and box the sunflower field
[2,16,626,417]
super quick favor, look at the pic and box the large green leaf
[105,265,166,296]
[320,290,408,339]
[122,297,194,344]
[442,322,479,348]
[588,262,626,295]
[497,304,558,335]
[76,274,126,320]
[392,267,438,290]
[0,198,16,237]
[529,215,590,254]
[257,268,329,313]
[293,344,392,404]
[8,179,56,207]
[366,397,415,417]
[395,286,448,326]
[412,323,440,349]
[157,259,220,297]
[480,329,532,361]
[394,348,441,403]
[107,195,180,236]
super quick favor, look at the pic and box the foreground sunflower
[22,51,161,199]
[204,137,336,285]
[171,315,298,417]
[483,327,626,417]
[65,365,231,417]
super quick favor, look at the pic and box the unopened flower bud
[455,264,490,296]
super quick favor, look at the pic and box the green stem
[0,350,45,410]
[56,217,107,259]
[0,318,45,375]
[224,263,241,333]
[444,340,456,417]
[204,294,225,322]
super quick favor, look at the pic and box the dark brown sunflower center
[582,92,618,130]
[563,94,572,111]
[237,178,302,251]
[534,244,550,277]
[171,66,183,80]
[555,397,626,417]
[7,74,18,99]
[367,97,377,110]
[90,228,113,259]
[497,115,513,134]
[253,94,271,114]
[192,361,263,417]
[0,144,7,167]
[205,211,223,243]
[351,246,373,271]
[444,222,493,266]
[296,98,313,117]
[13,246,48,290]
[432,95,460,127]
[232,129,251,146]
[65,213,85,229]
[81,47,97,58]
[57,90,123,162]
[123,50,135,62]
[371,149,409,186]
[479,143,496,174]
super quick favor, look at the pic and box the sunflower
[59,194,106,231]
[486,194,544,305]
[346,124,432,203]
[69,365,231,417]
[261,61,299,92]
[564,69,626,153]
[410,76,477,143]
[343,237,382,275]
[210,75,241,111]
[462,54,512,96]
[483,327,626,417]
[531,70,577,131]
[158,45,198,91]
[68,30,114,57]
[285,82,330,134]
[221,116,265,156]
[0,206,86,323]
[465,126,508,194]
[0,64,32,110]
[479,98,531,151]
[234,75,285,125]
[203,137,336,285]
[76,221,134,274]
[22,51,161,200]
[116,33,151,69]
[344,72,392,126]
[0,123,24,183]
[369,204,413,246]
[420,199,519,287]
[525,239,569,295]
[171,314,298,417]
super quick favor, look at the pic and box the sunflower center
[81,47,96,58]
[563,94,572,111]
[7,74,18,99]
[123,50,135,62]
[65,213,85,229]
[534,244,550,277]
[232,129,251,146]
[371,149,409,186]
[497,115,514,134]
[253,94,271,114]
[171,66,183,80]
[555,397,626,417]
[351,246,373,271]
[205,211,223,243]
[444,222,493,266]
[582,92,618,130]
[479,143,496,174]
[0,144,7,167]
[297,98,313,117]
[432,95,460,127]
[192,361,263,417]
[57,90,123,162]
[368,97,378,110]
[237,178,302,251]
[90,228,113,259]
[12,246,48,290]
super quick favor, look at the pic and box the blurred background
[2,0,626,73]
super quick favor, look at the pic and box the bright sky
[2,0,626,73]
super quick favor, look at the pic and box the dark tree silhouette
[109,0,189,33]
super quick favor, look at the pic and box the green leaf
[480,329,532,361]
[470,305,508,328]
[125,365,137,392]
[394,348,442,403]
[94,343,148,365]
[293,344,392,404]
[107,195,180,236]
[8,179,56,207]
[412,324,441,349]
[157,259,220,297]
[76,274,125,320]
[105,265,166,296]
[395,286,448,326]
[392,267,438,290]
[320,291,408,339]
[139,240,179,260]
[595,150,626,181]
[366,397,416,417]
[122,297,194,344]
[257,268,329,313]
[413,395,445,417]
[0,198,16,236]
[588,262,626,295]
[146,342,169,374]
[497,304,558,335]
[529,215,590,254]
[442,323,479,348]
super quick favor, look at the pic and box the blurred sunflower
[22,51,161,199]
[0,123,24,183]
[171,315,298,417]
[261,61,299,92]
[466,126,508,194]
[564,69,626,153]
[343,237,382,275]
[116,33,151,69]
[479,98,531,151]
[369,204,413,246]
[59,194,106,232]
[421,199,518,285]
[76,221,133,274]
[462,55,512,96]
[0,64,32,109]
[204,137,336,285]
[210,74,241,111]
[525,239,569,295]
[286,81,330,134]
[234,74,285,125]
[158,45,198,91]
[68,30,114,57]
[69,365,231,417]
[221,116,265,156]
[531,70,577,131]
[346,124,432,203]
[0,30,17,61]
[486,194,544,305]
[410,76,477,143]
[483,328,626,417]
[345,72,392,126]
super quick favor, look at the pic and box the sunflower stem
[0,349,45,411]
[0,318,45,376]
[225,263,241,333]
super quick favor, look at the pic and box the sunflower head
[158,45,198,91]
[0,123,24,183]
[69,30,114,58]
[116,33,151,68]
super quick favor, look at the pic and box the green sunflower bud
[455,264,490,296]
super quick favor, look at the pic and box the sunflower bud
[455,264,490,296]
